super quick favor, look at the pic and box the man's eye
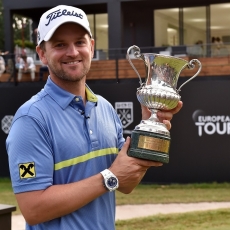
[56,43,65,47]
[77,41,85,45]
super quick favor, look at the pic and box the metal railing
[1,43,230,85]
[8,42,230,61]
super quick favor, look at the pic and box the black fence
[1,76,230,183]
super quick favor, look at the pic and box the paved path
[12,202,230,230]
[116,202,230,220]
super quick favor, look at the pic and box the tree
[13,15,35,49]
[13,15,31,44]
[0,0,34,51]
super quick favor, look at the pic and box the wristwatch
[100,169,119,192]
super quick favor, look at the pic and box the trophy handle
[127,45,145,86]
[177,59,202,92]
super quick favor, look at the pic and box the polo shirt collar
[44,77,98,110]
[85,85,98,103]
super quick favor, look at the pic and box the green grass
[116,183,230,205]
[116,209,230,230]
[1,178,230,230]
[0,178,18,212]
[115,183,230,230]
[0,178,16,205]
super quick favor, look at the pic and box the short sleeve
[6,115,54,194]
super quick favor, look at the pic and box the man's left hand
[141,101,183,130]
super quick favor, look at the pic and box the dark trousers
[39,66,49,81]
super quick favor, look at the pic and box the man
[0,55,5,78]
[0,50,8,78]
[17,53,36,81]
[6,5,182,230]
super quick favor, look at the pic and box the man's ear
[90,39,95,59]
[36,45,48,65]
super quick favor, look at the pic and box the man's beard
[48,62,89,82]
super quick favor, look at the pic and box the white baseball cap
[37,5,92,45]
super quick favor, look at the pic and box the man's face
[37,23,94,83]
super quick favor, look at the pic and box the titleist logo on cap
[45,9,84,26]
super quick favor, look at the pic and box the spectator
[34,28,49,82]
[215,37,224,56]
[211,37,217,56]
[0,54,5,78]
[39,64,49,81]
[212,36,224,56]
[15,55,21,70]
[7,58,15,82]
[17,53,36,81]
[0,50,9,78]
[211,37,216,43]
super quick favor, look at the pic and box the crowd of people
[0,35,228,82]
[0,50,49,82]
[15,53,49,81]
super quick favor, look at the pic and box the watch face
[107,177,118,188]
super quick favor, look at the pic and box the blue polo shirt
[6,77,125,230]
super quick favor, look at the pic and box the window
[154,8,179,47]
[183,7,206,56]
[210,3,230,56]
[88,13,108,59]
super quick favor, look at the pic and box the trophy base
[128,130,171,163]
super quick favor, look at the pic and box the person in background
[17,53,36,81]
[0,55,5,78]
[215,37,224,56]
[6,58,15,82]
[211,36,216,44]
[0,50,9,78]
[6,5,183,230]
[33,28,49,82]
[39,64,49,81]
[15,55,21,70]
[211,37,217,56]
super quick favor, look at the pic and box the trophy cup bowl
[127,45,202,163]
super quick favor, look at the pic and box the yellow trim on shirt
[54,147,118,170]
[85,86,98,102]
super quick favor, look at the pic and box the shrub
[14,39,36,50]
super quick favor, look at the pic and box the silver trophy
[127,45,202,163]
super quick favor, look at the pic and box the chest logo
[115,102,133,128]
[19,162,36,179]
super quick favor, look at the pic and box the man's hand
[109,136,162,194]
[141,101,183,130]
[157,101,183,130]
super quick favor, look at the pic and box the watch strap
[100,169,119,191]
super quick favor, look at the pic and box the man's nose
[66,44,79,56]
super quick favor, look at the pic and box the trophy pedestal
[128,130,171,163]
